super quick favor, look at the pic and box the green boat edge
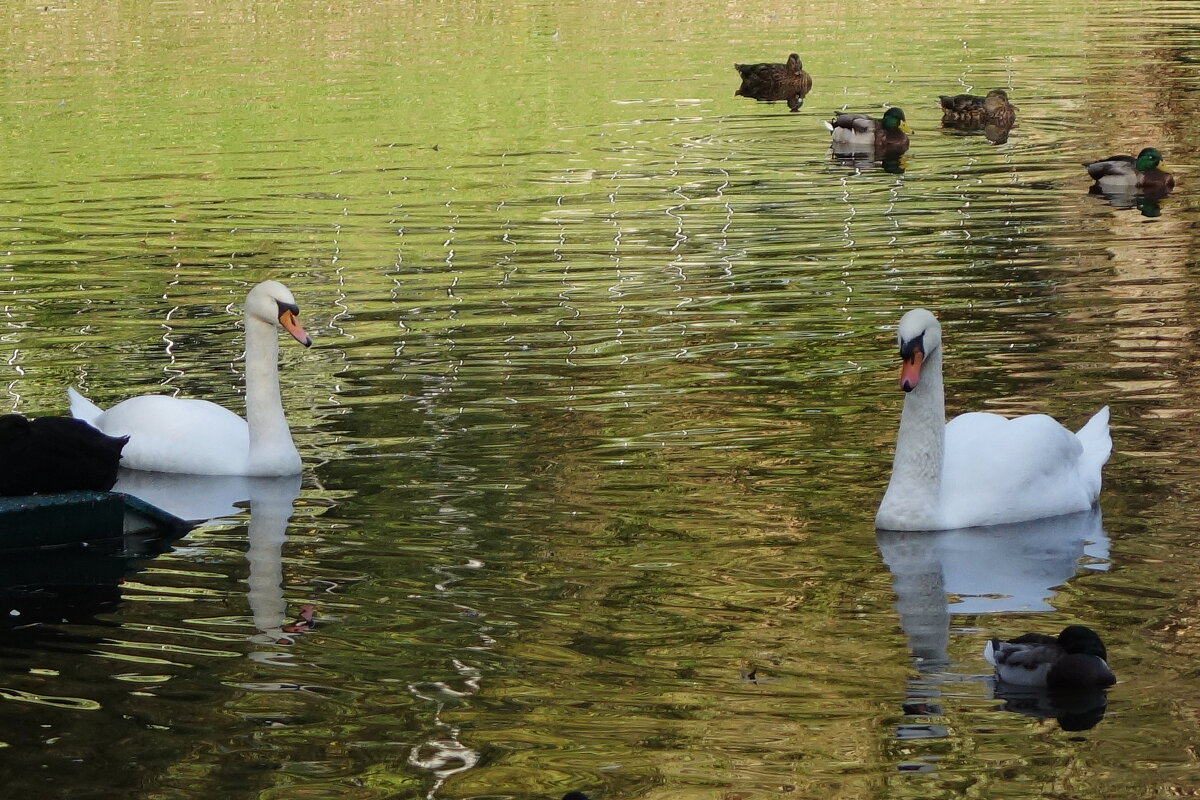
[0,491,191,551]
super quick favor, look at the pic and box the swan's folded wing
[940,412,1097,527]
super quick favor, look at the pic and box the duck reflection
[831,151,910,174]
[940,119,1014,145]
[988,681,1109,732]
[878,507,1111,734]
[1088,185,1169,218]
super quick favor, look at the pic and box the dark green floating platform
[0,491,190,552]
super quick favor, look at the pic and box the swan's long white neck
[877,347,945,530]
[244,315,300,475]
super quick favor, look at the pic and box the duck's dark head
[1135,147,1164,172]
[881,107,913,135]
[1057,625,1108,660]
[983,89,1010,110]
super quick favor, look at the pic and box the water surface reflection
[0,0,1199,796]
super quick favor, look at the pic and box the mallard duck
[824,107,912,155]
[734,53,812,112]
[938,89,1016,127]
[68,281,312,476]
[876,308,1110,531]
[1084,147,1175,195]
[984,625,1116,691]
[0,414,127,495]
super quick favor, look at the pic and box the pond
[1,0,1199,797]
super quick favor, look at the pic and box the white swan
[876,308,1110,531]
[68,280,312,476]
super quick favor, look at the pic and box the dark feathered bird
[1084,147,1174,195]
[734,52,812,112]
[984,625,1116,691]
[939,89,1017,127]
[0,414,127,495]
[824,107,912,157]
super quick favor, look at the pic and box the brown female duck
[734,52,812,112]
[939,89,1017,127]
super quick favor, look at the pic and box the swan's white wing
[939,411,1099,528]
[86,395,250,475]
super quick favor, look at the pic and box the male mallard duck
[938,89,1016,127]
[0,414,127,495]
[984,625,1116,691]
[734,53,813,112]
[1084,147,1175,195]
[824,107,912,155]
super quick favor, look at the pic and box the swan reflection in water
[115,470,310,648]
[877,507,1111,734]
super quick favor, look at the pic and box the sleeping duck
[939,89,1017,127]
[1084,147,1174,195]
[734,52,812,112]
[824,107,912,156]
[984,625,1116,691]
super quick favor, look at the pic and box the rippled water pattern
[1,0,1199,797]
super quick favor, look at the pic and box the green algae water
[1,0,1199,797]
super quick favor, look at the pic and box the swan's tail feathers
[1075,406,1112,500]
[67,386,104,425]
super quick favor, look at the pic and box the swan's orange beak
[900,349,923,392]
[279,309,312,348]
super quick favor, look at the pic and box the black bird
[0,414,128,495]
[984,625,1116,691]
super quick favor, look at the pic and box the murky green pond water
[2,0,1199,797]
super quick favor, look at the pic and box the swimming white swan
[876,308,1110,531]
[68,280,312,476]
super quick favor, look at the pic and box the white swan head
[247,281,312,347]
[896,308,942,392]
